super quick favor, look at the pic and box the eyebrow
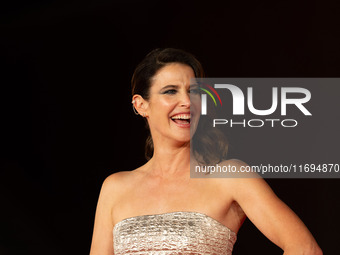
[160,84,199,92]
[161,85,179,90]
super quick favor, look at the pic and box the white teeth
[171,114,191,120]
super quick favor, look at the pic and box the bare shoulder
[217,159,278,204]
[102,171,131,187]
[101,169,142,192]
[220,158,249,171]
[98,169,142,202]
[201,160,322,253]
[209,159,269,198]
[222,158,248,166]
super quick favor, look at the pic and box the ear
[132,94,149,117]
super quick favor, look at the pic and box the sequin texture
[113,211,237,254]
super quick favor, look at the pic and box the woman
[90,48,322,254]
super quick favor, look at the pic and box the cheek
[150,98,177,116]
[191,95,201,114]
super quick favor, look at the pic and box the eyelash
[190,88,201,94]
[163,89,201,95]
[163,89,177,94]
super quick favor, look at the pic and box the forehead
[151,63,195,88]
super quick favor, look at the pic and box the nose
[180,91,191,108]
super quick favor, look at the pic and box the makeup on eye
[160,85,179,94]
[160,84,199,95]
[189,84,201,95]
[189,87,200,94]
[163,89,177,95]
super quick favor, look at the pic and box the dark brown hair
[131,48,228,163]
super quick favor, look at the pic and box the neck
[146,139,191,178]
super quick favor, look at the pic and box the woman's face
[145,63,201,144]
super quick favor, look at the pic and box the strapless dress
[113,211,237,254]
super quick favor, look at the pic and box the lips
[170,113,191,126]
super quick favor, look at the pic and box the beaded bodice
[113,211,237,254]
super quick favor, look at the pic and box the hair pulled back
[131,48,228,163]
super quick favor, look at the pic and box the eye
[163,89,177,95]
[189,87,201,95]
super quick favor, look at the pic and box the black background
[1,0,339,254]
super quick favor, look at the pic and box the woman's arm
[90,174,117,255]
[230,160,323,255]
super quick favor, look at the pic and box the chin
[172,134,191,145]
[180,137,191,143]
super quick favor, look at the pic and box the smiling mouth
[171,114,191,125]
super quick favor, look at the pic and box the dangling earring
[131,100,139,115]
